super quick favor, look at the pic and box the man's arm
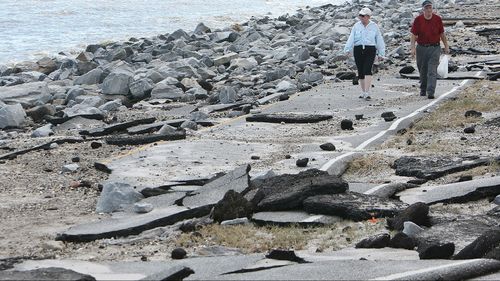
[410,33,417,59]
[440,33,449,54]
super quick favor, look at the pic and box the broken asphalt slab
[7,252,500,281]
[303,192,408,221]
[103,139,278,190]
[57,165,250,242]
[393,155,500,180]
[251,211,342,226]
[7,255,263,281]
[55,205,210,242]
[182,165,250,208]
[397,175,500,205]
[246,113,333,123]
[213,258,500,280]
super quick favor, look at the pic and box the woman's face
[359,14,370,24]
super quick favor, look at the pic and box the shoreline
[0,0,337,66]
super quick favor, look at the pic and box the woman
[344,7,386,100]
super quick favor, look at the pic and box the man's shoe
[427,95,435,99]
[420,90,426,96]
[359,92,366,99]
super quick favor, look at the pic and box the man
[410,0,449,99]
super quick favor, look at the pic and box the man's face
[423,4,433,15]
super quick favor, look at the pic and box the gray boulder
[0,81,51,107]
[25,104,56,123]
[0,104,26,129]
[31,123,54,138]
[129,78,154,100]
[36,56,58,74]
[63,104,103,118]
[150,83,184,100]
[98,99,123,112]
[194,22,211,35]
[214,52,239,66]
[218,86,238,104]
[74,68,104,85]
[101,71,133,95]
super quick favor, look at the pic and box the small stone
[464,126,475,134]
[62,163,79,173]
[279,94,290,101]
[341,119,353,130]
[464,110,482,118]
[134,202,154,213]
[69,181,81,188]
[296,158,309,167]
[251,155,260,160]
[171,247,187,259]
[458,175,472,182]
[399,66,415,74]
[266,249,306,263]
[355,114,363,120]
[355,233,390,248]
[319,143,336,151]
[418,242,455,259]
[494,195,500,206]
[91,141,102,149]
[402,221,424,237]
[389,232,415,250]
[179,221,196,233]
[381,111,397,122]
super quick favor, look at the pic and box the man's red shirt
[411,13,444,45]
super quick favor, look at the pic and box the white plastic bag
[437,55,449,78]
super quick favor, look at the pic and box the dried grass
[382,81,500,155]
[413,82,500,131]
[174,220,389,254]
[344,153,394,178]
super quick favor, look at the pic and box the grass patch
[382,81,500,154]
[413,82,500,131]
[175,220,389,253]
[176,224,314,253]
[343,153,394,179]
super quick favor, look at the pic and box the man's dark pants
[416,45,441,98]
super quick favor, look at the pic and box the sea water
[0,0,343,65]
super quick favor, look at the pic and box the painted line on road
[364,183,390,195]
[370,259,479,280]
[321,77,474,173]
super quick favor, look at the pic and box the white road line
[320,151,356,171]
[370,259,479,280]
[364,183,390,195]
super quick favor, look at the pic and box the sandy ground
[0,2,499,265]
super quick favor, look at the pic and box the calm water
[0,0,341,65]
